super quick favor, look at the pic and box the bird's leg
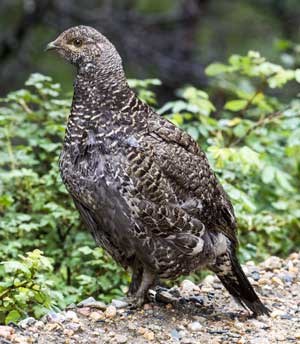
[128,264,143,296]
[128,269,156,308]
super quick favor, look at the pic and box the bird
[46,25,269,316]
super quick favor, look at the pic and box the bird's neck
[64,67,140,144]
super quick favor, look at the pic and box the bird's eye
[73,39,83,47]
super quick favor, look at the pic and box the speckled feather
[48,26,269,315]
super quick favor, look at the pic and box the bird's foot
[148,286,204,307]
[121,296,144,309]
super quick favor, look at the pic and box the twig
[230,108,290,146]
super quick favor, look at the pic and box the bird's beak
[45,40,59,52]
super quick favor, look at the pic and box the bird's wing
[137,114,238,244]
[72,198,133,268]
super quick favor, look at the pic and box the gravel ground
[0,252,299,344]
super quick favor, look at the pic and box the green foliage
[0,250,61,324]
[128,78,161,105]
[0,50,299,322]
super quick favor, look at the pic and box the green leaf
[275,170,294,192]
[262,166,276,184]
[205,63,231,76]
[295,69,300,83]
[187,126,199,140]
[224,100,248,111]
[5,310,21,324]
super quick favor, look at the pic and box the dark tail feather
[211,249,270,317]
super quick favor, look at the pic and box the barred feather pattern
[51,25,269,315]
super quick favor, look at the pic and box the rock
[90,311,105,321]
[143,329,155,341]
[45,323,61,331]
[137,327,146,335]
[260,256,282,271]
[64,310,78,321]
[46,311,65,323]
[0,325,14,340]
[237,338,246,344]
[180,279,200,296]
[187,321,202,332]
[11,334,30,343]
[258,278,269,286]
[271,276,283,286]
[165,303,173,309]
[295,331,300,339]
[127,323,137,331]
[181,338,194,344]
[170,328,182,340]
[277,272,294,283]
[35,321,45,329]
[111,299,128,309]
[63,329,74,337]
[271,309,286,318]
[18,317,36,329]
[77,296,96,306]
[251,270,260,281]
[288,252,299,260]
[115,334,128,343]
[202,275,215,286]
[77,307,91,317]
[143,303,152,311]
[77,297,107,310]
[66,303,77,309]
[105,305,117,319]
[65,322,81,332]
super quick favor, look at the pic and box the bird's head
[46,26,123,74]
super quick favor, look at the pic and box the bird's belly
[59,151,137,258]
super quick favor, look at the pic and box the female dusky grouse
[46,25,269,316]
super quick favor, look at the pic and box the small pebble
[295,331,300,339]
[46,311,65,323]
[271,309,286,318]
[65,322,81,332]
[112,299,129,309]
[64,310,78,321]
[90,311,104,321]
[170,328,182,340]
[187,321,202,332]
[18,317,36,329]
[289,252,299,260]
[115,334,128,343]
[127,323,137,331]
[143,329,155,341]
[180,279,200,296]
[63,329,74,337]
[143,303,152,310]
[201,275,215,286]
[77,307,91,317]
[271,276,283,285]
[105,305,117,319]
[77,297,107,310]
[0,325,14,340]
[260,256,282,270]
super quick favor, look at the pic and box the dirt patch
[1,253,299,343]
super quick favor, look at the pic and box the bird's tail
[211,248,270,317]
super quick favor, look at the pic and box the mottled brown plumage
[46,26,269,316]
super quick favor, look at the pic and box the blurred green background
[1,0,300,97]
[0,0,300,324]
